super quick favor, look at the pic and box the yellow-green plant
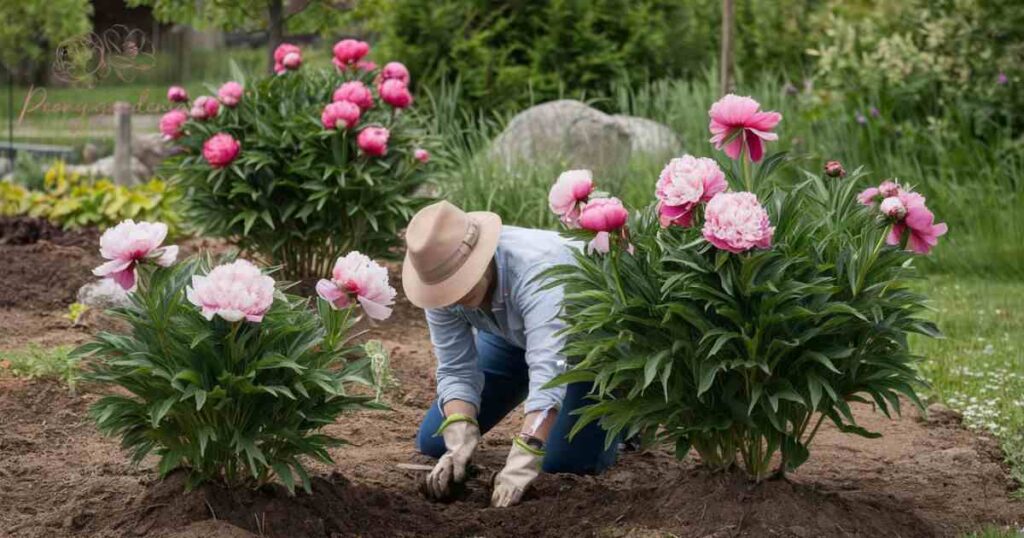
[3,161,181,232]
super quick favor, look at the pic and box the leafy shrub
[809,0,1024,134]
[0,161,181,232]
[163,46,433,282]
[543,96,943,479]
[351,0,830,111]
[76,247,388,492]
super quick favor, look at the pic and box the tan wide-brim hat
[402,200,502,309]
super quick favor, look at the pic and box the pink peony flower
[885,191,948,254]
[217,81,243,107]
[857,187,880,206]
[655,155,726,228]
[702,192,774,253]
[315,251,396,320]
[357,126,389,156]
[332,39,370,70]
[824,160,846,178]
[579,197,628,232]
[549,169,594,228]
[379,79,413,109]
[380,61,410,85]
[414,148,430,163]
[202,133,240,168]
[321,101,361,130]
[159,109,188,140]
[708,94,782,162]
[93,219,178,291]
[186,259,275,323]
[333,81,374,110]
[858,180,901,206]
[879,196,907,220]
[167,86,188,103]
[190,96,220,120]
[878,180,901,198]
[273,43,302,74]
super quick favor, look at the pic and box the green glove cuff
[433,413,479,437]
[513,436,546,457]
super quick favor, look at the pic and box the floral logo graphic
[52,25,156,84]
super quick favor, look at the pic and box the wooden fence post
[113,101,133,185]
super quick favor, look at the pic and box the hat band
[418,219,481,285]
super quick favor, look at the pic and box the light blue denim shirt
[425,225,576,414]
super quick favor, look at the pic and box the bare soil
[1,232,1021,537]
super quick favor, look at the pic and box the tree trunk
[719,0,735,96]
[267,0,284,75]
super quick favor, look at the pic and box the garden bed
[1,278,1021,537]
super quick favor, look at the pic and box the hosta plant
[160,40,433,281]
[544,95,947,480]
[75,219,396,492]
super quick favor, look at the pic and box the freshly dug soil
[1,304,1021,537]
[0,217,103,311]
[0,216,100,248]
[1,254,1021,537]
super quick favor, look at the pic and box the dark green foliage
[354,0,828,111]
[75,259,383,492]
[544,165,937,479]
[165,64,432,281]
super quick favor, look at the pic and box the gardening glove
[490,437,544,507]
[425,413,480,501]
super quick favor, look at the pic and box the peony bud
[167,86,188,103]
[190,96,220,120]
[379,79,413,109]
[824,160,846,178]
[414,148,430,164]
[159,109,188,141]
[217,81,243,107]
[357,127,389,157]
[333,81,374,110]
[202,133,240,168]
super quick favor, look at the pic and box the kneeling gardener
[402,201,617,507]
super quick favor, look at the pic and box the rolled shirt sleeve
[425,307,485,412]
[516,265,569,413]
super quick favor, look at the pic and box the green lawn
[914,275,1024,492]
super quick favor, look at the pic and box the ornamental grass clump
[160,40,432,281]
[544,94,947,480]
[75,219,394,492]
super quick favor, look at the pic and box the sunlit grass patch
[914,276,1024,492]
[0,345,79,387]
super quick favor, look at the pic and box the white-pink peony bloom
[702,192,774,253]
[655,155,727,228]
[879,196,907,220]
[93,219,178,291]
[315,251,396,320]
[186,259,275,323]
[548,169,594,227]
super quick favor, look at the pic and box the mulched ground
[1,224,1022,537]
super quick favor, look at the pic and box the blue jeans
[416,331,619,474]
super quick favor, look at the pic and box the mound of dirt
[1,283,1021,537]
[0,216,99,247]
[0,217,102,311]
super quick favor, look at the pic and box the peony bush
[76,219,395,492]
[543,94,946,480]
[159,40,433,281]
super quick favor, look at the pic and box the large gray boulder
[490,100,682,174]
[611,114,683,159]
[77,278,131,310]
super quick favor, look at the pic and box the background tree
[126,0,353,74]
[0,0,94,83]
